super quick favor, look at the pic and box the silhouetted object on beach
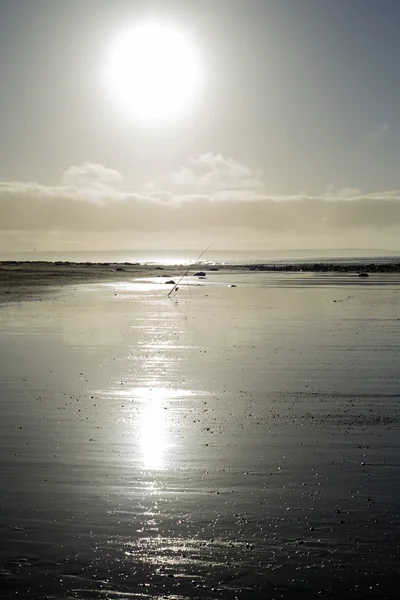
[167,242,214,297]
[194,271,206,277]
[165,280,176,284]
[358,272,369,277]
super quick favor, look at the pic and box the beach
[1,263,400,599]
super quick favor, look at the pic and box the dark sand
[1,263,400,599]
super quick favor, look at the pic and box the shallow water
[1,273,400,599]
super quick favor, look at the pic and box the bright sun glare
[108,22,199,119]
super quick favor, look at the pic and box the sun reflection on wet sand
[121,387,189,471]
[138,388,168,470]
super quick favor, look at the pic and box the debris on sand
[165,280,176,285]
[358,272,369,277]
[194,271,206,277]
[229,284,237,288]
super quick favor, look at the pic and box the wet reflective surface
[1,273,400,598]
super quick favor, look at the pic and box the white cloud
[373,122,388,139]
[62,162,123,188]
[1,158,400,239]
[169,153,265,195]
[324,185,363,199]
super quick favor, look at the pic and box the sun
[107,22,200,120]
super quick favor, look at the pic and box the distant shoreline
[1,258,400,279]
[2,258,400,269]
[1,258,400,303]
[248,261,400,272]
[2,258,400,268]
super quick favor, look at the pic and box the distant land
[1,248,400,265]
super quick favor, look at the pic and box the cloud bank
[1,155,400,250]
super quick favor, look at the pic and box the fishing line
[167,241,215,298]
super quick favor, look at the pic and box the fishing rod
[167,241,215,297]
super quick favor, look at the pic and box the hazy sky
[1,0,400,253]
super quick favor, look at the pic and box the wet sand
[1,266,400,599]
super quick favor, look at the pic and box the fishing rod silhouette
[167,242,215,298]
